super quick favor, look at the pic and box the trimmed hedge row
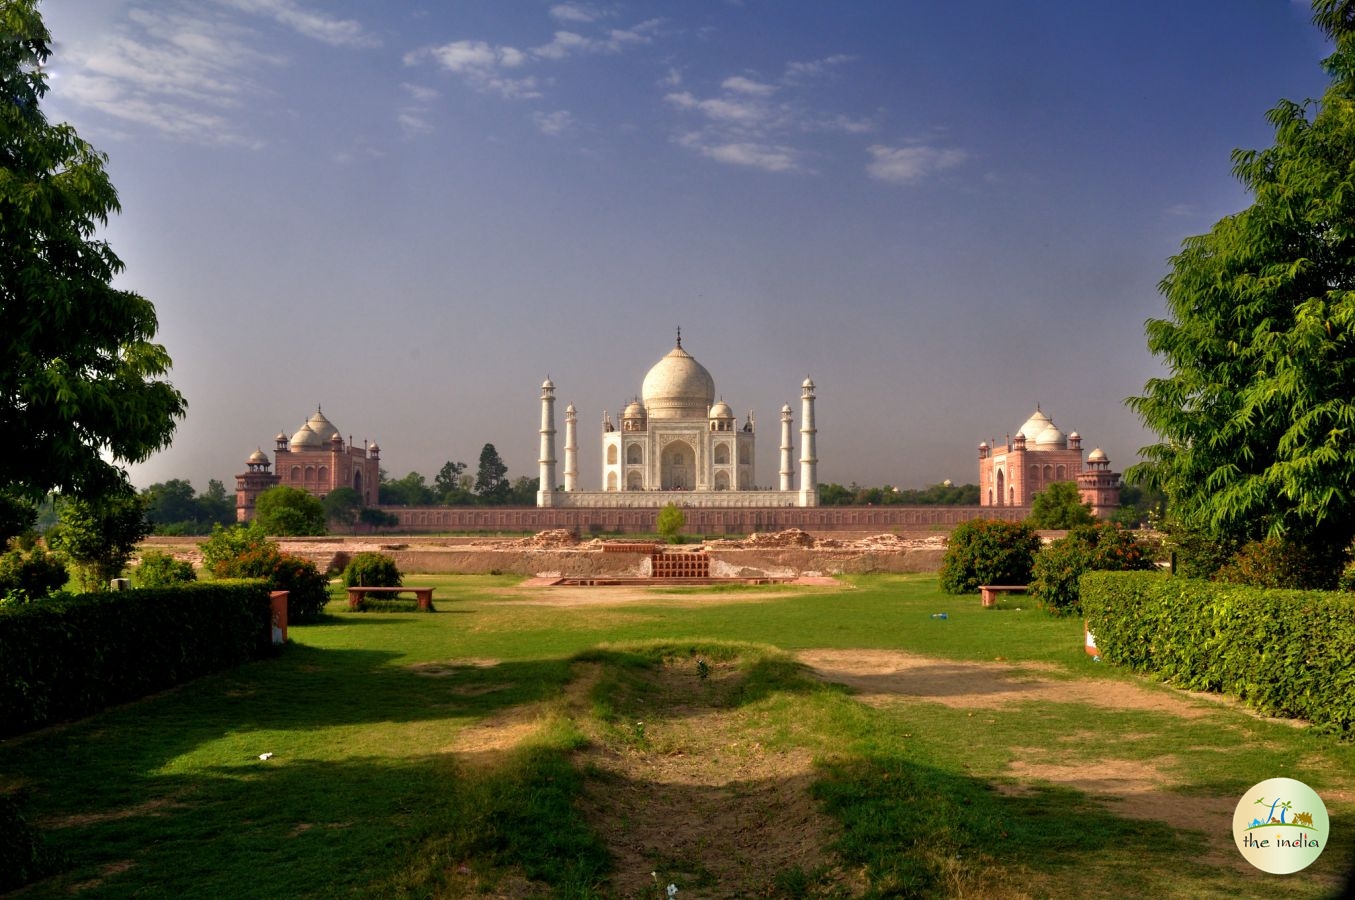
[1082,571,1355,734]
[0,582,275,737]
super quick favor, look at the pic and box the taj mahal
[536,332,819,508]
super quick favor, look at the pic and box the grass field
[2,574,1352,898]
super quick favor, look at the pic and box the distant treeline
[818,482,980,506]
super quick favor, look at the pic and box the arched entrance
[662,440,695,490]
[995,469,1005,506]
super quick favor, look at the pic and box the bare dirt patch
[42,797,183,830]
[571,659,864,898]
[798,648,1213,718]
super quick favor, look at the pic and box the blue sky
[41,0,1334,493]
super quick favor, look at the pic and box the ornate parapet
[551,490,802,509]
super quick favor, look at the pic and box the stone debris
[743,528,817,548]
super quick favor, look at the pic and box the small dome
[329,432,343,445]
[542,377,554,390]
[370,441,380,453]
[802,376,815,390]
[709,400,733,419]
[1087,448,1108,461]
[275,431,288,443]
[782,403,792,413]
[290,423,322,450]
[248,448,268,464]
[1068,431,1080,441]
[641,341,715,419]
[623,400,646,419]
[979,441,989,449]
[1034,424,1067,448]
[566,403,576,413]
[306,408,340,443]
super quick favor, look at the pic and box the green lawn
[2,574,1351,898]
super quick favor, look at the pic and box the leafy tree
[380,471,436,506]
[0,1,186,542]
[197,479,236,527]
[818,483,853,505]
[434,460,471,504]
[321,486,362,529]
[475,444,510,503]
[1029,522,1157,616]
[508,475,539,506]
[343,552,402,588]
[47,493,151,591]
[939,519,1040,594]
[1028,481,1095,530]
[0,545,67,602]
[1127,2,1355,582]
[359,507,399,531]
[253,486,326,536]
[657,502,685,543]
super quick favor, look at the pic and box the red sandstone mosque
[234,407,381,521]
[977,406,1120,516]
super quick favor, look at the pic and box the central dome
[641,339,716,420]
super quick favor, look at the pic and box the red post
[270,591,289,644]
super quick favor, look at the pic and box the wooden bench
[347,586,434,611]
[978,585,1028,608]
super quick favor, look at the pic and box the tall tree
[1127,2,1355,579]
[474,444,510,503]
[48,494,151,591]
[253,486,327,536]
[0,1,186,539]
[1028,481,1095,530]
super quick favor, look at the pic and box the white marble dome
[1016,408,1053,442]
[306,408,340,443]
[289,423,322,450]
[1034,424,1067,448]
[709,400,733,419]
[641,341,715,419]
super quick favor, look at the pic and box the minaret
[563,403,578,492]
[799,377,818,507]
[538,378,557,507]
[779,404,794,492]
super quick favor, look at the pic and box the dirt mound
[743,528,816,548]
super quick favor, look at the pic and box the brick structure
[235,407,381,522]
[977,406,1120,517]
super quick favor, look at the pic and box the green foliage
[1029,523,1157,616]
[47,493,151,591]
[321,486,362,528]
[132,550,196,589]
[818,482,981,505]
[0,582,273,736]
[0,1,186,541]
[656,502,686,543]
[0,545,67,602]
[1214,536,1343,590]
[433,460,470,504]
[253,485,326,536]
[199,523,328,622]
[507,475,539,506]
[474,443,510,503]
[343,552,402,588]
[142,478,234,534]
[359,507,399,530]
[1126,5,1355,579]
[1082,571,1355,734]
[939,519,1040,594]
[1027,481,1095,530]
[0,790,63,892]
[379,470,436,506]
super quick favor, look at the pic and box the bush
[1215,536,1341,590]
[343,551,402,588]
[0,790,63,892]
[1027,481,1095,530]
[0,582,274,736]
[200,523,328,623]
[133,550,197,589]
[0,546,68,602]
[939,519,1040,594]
[1082,572,1355,734]
[1029,523,1156,616]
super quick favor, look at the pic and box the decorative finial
[676,326,682,348]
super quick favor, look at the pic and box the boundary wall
[381,504,1029,534]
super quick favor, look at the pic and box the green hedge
[0,582,275,737]
[1082,571,1355,734]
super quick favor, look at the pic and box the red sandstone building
[977,406,1120,517]
[235,407,381,522]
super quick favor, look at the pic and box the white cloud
[401,83,440,103]
[405,40,541,99]
[533,30,598,60]
[659,66,682,88]
[533,109,574,136]
[678,133,800,173]
[398,111,432,136]
[213,0,379,48]
[866,143,967,184]
[783,54,856,83]
[1164,203,1197,217]
[550,3,604,23]
[664,90,768,124]
[721,75,775,97]
[52,7,281,147]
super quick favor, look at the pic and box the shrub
[657,503,685,543]
[343,552,402,588]
[0,583,274,736]
[1214,536,1341,590]
[939,519,1040,594]
[1082,572,1355,734]
[0,546,68,602]
[1029,522,1156,616]
[200,523,328,623]
[133,550,197,589]
[1027,481,1094,530]
[0,790,63,892]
